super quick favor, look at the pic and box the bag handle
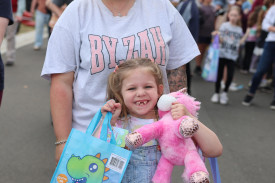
[101,112,117,145]
[86,110,117,145]
[212,35,219,49]
[86,109,103,135]
[208,157,221,183]
[199,149,221,183]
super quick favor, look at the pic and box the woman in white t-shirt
[41,0,222,166]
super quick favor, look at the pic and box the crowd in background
[1,0,274,110]
[172,0,275,110]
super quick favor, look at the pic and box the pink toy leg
[182,150,208,182]
[152,156,174,183]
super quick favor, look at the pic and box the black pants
[215,58,235,93]
[242,41,255,71]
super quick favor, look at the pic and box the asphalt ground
[0,37,274,182]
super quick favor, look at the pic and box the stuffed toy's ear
[157,94,177,111]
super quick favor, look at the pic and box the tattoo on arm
[167,65,187,92]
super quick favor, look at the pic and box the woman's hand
[171,102,192,120]
[101,99,122,125]
[55,143,65,166]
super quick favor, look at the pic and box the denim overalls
[121,145,161,183]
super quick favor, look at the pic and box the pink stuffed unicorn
[125,89,209,183]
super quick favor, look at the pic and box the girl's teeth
[136,101,148,105]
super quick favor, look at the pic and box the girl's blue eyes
[127,86,153,90]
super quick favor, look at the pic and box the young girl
[211,5,245,105]
[101,58,222,182]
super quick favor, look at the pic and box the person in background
[194,0,216,75]
[243,0,275,110]
[211,5,245,105]
[41,0,200,165]
[240,6,261,74]
[25,0,33,12]
[177,0,200,94]
[0,0,14,106]
[4,0,25,66]
[241,0,252,15]
[249,0,264,14]
[31,0,51,50]
[45,0,73,31]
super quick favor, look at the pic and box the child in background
[240,6,262,74]
[211,5,245,105]
[194,0,216,75]
[101,58,222,182]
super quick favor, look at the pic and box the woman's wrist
[55,139,67,145]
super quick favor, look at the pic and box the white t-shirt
[41,0,199,132]
[262,5,275,42]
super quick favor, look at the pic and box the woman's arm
[268,26,275,32]
[50,72,74,165]
[240,28,250,45]
[0,17,9,46]
[167,65,187,92]
[30,0,38,15]
[262,7,275,33]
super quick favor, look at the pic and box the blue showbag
[51,110,132,183]
[202,35,220,82]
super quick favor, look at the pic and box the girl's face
[228,9,240,25]
[121,68,163,119]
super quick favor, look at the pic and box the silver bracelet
[55,139,67,145]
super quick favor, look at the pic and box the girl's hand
[171,102,192,120]
[101,99,122,125]
[211,30,219,36]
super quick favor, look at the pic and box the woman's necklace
[103,0,133,17]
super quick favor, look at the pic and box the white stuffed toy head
[157,88,201,118]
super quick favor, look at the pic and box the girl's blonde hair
[247,6,261,27]
[107,58,164,120]
[228,5,242,27]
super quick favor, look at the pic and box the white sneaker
[259,79,268,88]
[221,81,225,89]
[229,82,243,91]
[211,93,219,103]
[220,92,228,105]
